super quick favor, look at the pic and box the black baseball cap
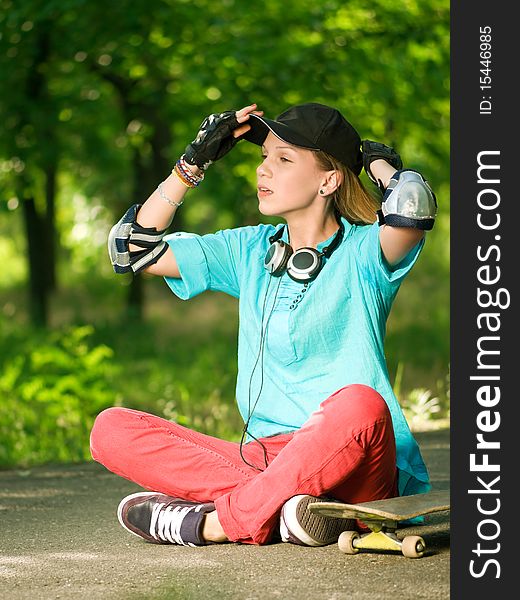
[242,102,363,175]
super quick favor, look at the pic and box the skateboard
[308,490,450,558]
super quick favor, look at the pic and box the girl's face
[256,132,326,218]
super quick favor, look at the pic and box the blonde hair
[314,151,380,225]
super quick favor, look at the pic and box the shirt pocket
[265,308,298,366]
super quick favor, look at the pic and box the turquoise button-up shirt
[164,217,431,496]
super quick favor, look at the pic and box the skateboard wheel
[338,531,360,554]
[401,535,425,558]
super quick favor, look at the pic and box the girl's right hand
[233,103,264,138]
[184,104,263,170]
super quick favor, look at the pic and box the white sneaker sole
[281,495,355,546]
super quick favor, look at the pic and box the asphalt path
[0,428,450,600]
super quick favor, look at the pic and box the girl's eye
[259,154,291,163]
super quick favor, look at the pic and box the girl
[92,102,436,547]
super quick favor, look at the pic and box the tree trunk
[16,24,57,326]
[21,197,49,327]
[44,160,57,291]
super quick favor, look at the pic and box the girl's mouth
[257,186,273,197]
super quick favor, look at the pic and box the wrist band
[179,154,205,179]
[173,155,205,188]
[157,182,183,208]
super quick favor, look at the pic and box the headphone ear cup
[286,248,323,282]
[264,240,293,276]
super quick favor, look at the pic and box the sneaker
[280,495,356,547]
[117,492,215,546]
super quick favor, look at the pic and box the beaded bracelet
[173,155,205,188]
[157,182,183,208]
[172,166,194,189]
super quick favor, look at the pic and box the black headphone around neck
[263,220,345,283]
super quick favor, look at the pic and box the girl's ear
[321,170,343,194]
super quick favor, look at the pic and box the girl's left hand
[361,140,402,190]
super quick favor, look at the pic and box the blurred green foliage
[0,0,450,467]
[0,326,116,467]
[0,297,246,468]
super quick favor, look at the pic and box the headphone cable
[240,275,282,471]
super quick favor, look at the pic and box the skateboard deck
[308,490,450,558]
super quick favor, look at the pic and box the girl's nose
[257,159,271,178]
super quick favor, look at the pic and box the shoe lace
[149,502,200,546]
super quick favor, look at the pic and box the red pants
[90,384,397,545]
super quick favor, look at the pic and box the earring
[319,189,325,195]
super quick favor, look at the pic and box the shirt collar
[276,216,353,250]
